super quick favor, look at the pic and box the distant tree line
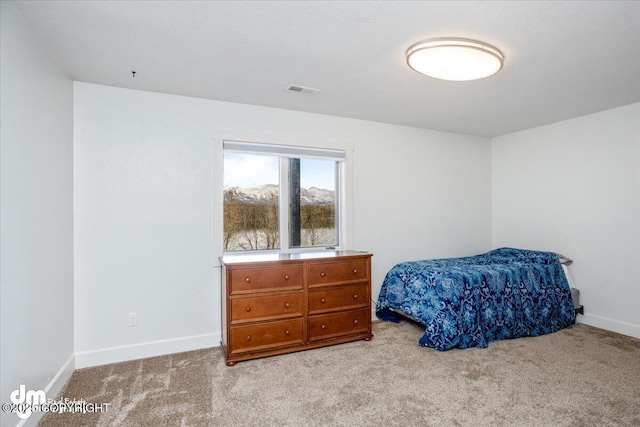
[299,204,336,246]
[224,188,335,251]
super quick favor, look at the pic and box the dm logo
[10,385,46,420]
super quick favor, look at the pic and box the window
[222,141,345,253]
[223,151,280,251]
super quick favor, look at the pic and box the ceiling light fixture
[406,38,504,81]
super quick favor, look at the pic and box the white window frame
[213,131,354,263]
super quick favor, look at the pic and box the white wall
[492,103,640,338]
[0,2,75,426]
[73,82,492,367]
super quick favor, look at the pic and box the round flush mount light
[406,38,504,81]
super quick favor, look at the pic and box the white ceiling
[13,1,640,137]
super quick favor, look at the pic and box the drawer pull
[353,294,358,299]
[246,335,251,341]
[284,274,289,280]
[245,277,251,283]
[353,319,359,325]
[284,302,290,308]
[321,324,326,330]
[353,269,358,274]
[320,298,326,304]
[245,306,251,312]
[320,272,326,278]
[285,330,291,336]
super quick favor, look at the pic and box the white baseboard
[578,313,640,339]
[75,332,221,369]
[17,354,75,427]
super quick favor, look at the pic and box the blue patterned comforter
[376,248,576,350]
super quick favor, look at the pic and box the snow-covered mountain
[303,187,335,205]
[224,184,335,205]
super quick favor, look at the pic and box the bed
[376,247,576,350]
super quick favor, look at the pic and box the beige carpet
[39,321,640,426]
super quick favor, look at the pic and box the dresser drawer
[307,258,369,286]
[308,283,369,314]
[229,264,303,294]
[229,319,303,354]
[308,309,370,341]
[231,292,303,324]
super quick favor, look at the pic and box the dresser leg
[226,361,237,367]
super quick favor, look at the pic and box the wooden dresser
[220,250,373,366]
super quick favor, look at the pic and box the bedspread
[376,247,576,350]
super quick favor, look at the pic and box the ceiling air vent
[286,85,320,95]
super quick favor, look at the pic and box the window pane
[290,158,337,248]
[223,152,280,251]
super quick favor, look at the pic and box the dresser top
[221,250,370,265]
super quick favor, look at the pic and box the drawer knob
[245,277,251,283]
[284,274,289,280]
[320,272,326,277]
[353,294,358,299]
[245,306,251,312]
[246,335,251,341]
[353,319,359,325]
[284,302,290,308]
[321,324,326,330]
[353,269,358,274]
[285,330,291,336]
[320,298,326,304]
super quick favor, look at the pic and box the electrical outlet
[128,312,138,327]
